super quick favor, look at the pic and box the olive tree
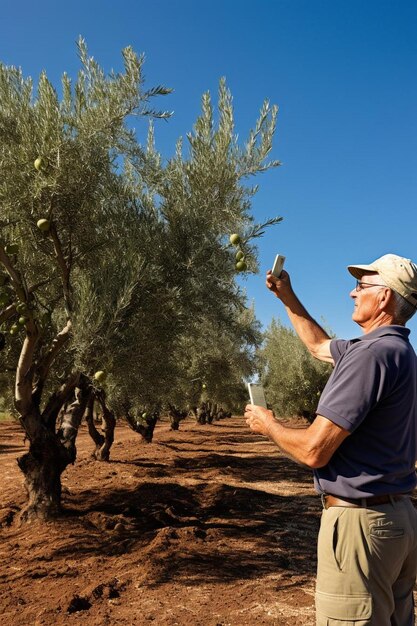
[136,79,282,416]
[0,39,172,519]
[0,41,283,521]
[172,304,261,417]
[92,79,283,432]
[259,318,332,419]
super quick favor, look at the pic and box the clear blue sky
[2,0,417,343]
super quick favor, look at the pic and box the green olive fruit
[235,251,245,262]
[229,233,241,246]
[34,157,43,171]
[202,384,207,389]
[37,218,50,232]
[16,302,27,314]
[18,316,26,325]
[10,325,19,335]
[94,370,106,383]
[142,412,147,419]
[5,243,18,255]
[236,261,248,272]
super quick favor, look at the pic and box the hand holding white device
[271,254,285,278]
[247,382,268,409]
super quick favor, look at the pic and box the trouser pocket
[315,590,372,624]
[316,508,372,625]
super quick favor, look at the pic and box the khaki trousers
[315,497,417,625]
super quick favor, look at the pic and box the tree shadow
[50,478,320,586]
[0,442,27,454]
[2,418,321,589]
[171,453,312,484]
[0,422,27,456]
[109,450,312,484]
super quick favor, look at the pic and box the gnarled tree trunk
[18,377,91,521]
[17,420,68,521]
[125,407,159,443]
[196,402,208,425]
[85,389,116,461]
[168,405,188,431]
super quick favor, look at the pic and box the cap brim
[347,264,378,279]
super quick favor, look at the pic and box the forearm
[283,291,331,354]
[266,419,316,467]
[266,270,331,359]
[245,406,350,469]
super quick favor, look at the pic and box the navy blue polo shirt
[314,326,417,498]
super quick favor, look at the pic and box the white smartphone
[271,254,285,278]
[247,382,268,408]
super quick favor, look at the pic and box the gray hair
[376,275,416,324]
[365,272,417,325]
[391,291,417,324]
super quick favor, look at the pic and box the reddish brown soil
[0,416,415,626]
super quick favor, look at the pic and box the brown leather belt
[322,494,410,510]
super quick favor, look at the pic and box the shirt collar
[358,325,410,342]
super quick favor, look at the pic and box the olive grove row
[0,40,282,520]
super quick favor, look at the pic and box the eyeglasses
[355,280,387,292]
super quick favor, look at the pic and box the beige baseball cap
[348,254,417,307]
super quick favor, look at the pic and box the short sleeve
[330,338,362,365]
[317,345,387,432]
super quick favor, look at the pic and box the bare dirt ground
[0,415,416,626]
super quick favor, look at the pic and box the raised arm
[266,269,334,364]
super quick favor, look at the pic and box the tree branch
[14,317,39,423]
[33,319,73,401]
[0,243,28,303]
[0,304,17,326]
[42,372,80,430]
[49,224,72,315]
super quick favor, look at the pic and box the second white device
[247,382,268,409]
[272,254,285,278]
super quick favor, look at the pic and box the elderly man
[245,254,417,626]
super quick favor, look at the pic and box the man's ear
[378,287,394,311]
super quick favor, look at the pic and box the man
[245,253,417,625]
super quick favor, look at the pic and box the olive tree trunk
[17,419,68,521]
[168,405,188,431]
[125,408,159,443]
[85,389,116,461]
[17,378,91,521]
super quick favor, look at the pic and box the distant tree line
[259,318,333,421]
